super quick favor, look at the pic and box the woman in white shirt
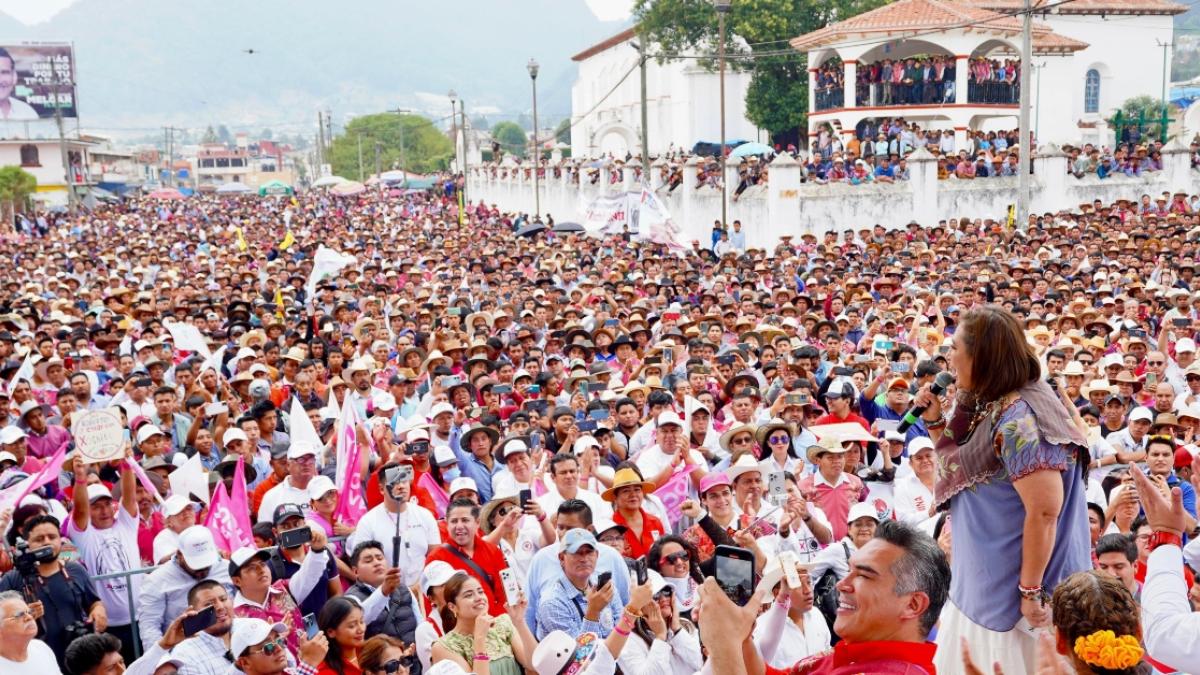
[755,419,803,476]
[753,566,831,668]
[615,571,703,675]
[480,493,553,580]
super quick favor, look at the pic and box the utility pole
[374,142,382,180]
[50,57,75,213]
[161,126,183,189]
[356,134,363,181]
[1016,0,1032,229]
[527,58,541,220]
[1157,39,1173,142]
[635,39,650,183]
[388,108,413,181]
[715,0,731,227]
[316,111,325,175]
[459,98,469,209]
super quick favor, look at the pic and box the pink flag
[334,420,368,525]
[204,481,253,553]
[653,463,694,528]
[417,471,449,518]
[228,457,255,543]
[125,457,165,504]
[0,443,68,513]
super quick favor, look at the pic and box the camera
[62,620,93,644]
[14,539,55,577]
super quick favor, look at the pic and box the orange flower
[1073,629,1143,670]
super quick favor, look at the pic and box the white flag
[304,246,357,299]
[164,321,212,360]
[8,352,33,391]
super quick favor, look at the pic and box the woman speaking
[915,305,1091,673]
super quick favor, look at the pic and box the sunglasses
[1148,361,1166,366]
[768,434,790,444]
[250,637,286,656]
[381,659,405,674]
[732,437,754,445]
[660,551,689,566]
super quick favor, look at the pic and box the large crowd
[0,179,1198,675]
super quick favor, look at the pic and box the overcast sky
[0,0,631,24]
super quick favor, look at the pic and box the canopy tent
[310,175,349,188]
[147,188,186,200]
[330,181,366,197]
[216,182,253,194]
[258,180,294,196]
[730,142,775,158]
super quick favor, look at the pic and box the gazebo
[791,0,1087,150]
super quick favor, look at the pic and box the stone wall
[469,140,1198,249]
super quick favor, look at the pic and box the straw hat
[601,468,654,502]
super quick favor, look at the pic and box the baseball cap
[1129,407,1155,423]
[560,528,599,554]
[0,451,16,467]
[86,484,113,503]
[551,406,575,421]
[699,471,732,496]
[287,442,319,459]
[307,475,336,501]
[572,435,601,456]
[907,437,935,455]
[228,546,272,578]
[222,428,249,448]
[0,426,26,444]
[533,631,604,675]
[656,410,684,428]
[593,517,627,538]
[887,377,910,391]
[848,502,880,524]
[501,438,530,459]
[230,618,287,659]
[430,402,455,419]
[421,560,458,594]
[448,477,478,497]
[136,424,165,444]
[272,503,306,527]
[269,440,289,459]
[162,494,193,518]
[1178,338,1197,354]
[178,525,219,570]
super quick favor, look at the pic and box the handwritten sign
[71,409,125,464]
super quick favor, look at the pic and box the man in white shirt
[137,526,234,650]
[634,411,707,491]
[491,438,536,497]
[893,438,936,526]
[537,442,611,521]
[346,462,441,587]
[1108,406,1152,464]
[0,591,60,674]
[257,442,320,523]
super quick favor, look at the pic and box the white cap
[1178,338,1197,353]
[162,494,193,518]
[0,451,17,466]
[430,402,455,419]
[231,618,287,660]
[656,410,684,428]
[0,426,26,445]
[533,631,602,675]
[307,475,336,501]
[407,428,431,443]
[501,438,530,458]
[372,390,397,411]
[222,428,249,447]
[137,424,165,444]
[848,502,881,524]
[421,560,458,593]
[177,525,219,570]
[572,435,601,456]
[86,484,113,503]
[433,444,456,466]
[907,437,935,455]
[287,442,320,459]
[448,477,478,497]
[1130,406,1155,423]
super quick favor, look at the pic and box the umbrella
[311,175,349,188]
[330,181,366,197]
[515,222,548,237]
[553,221,585,233]
[258,180,294,197]
[379,170,407,185]
[216,182,252,194]
[147,188,185,200]
[730,142,775,158]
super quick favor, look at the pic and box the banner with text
[578,188,686,251]
[0,44,78,120]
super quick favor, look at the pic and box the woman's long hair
[955,305,1041,403]
[437,572,472,633]
[646,535,704,583]
[1052,571,1151,675]
[318,596,362,675]
[359,634,405,673]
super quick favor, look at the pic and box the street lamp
[714,0,731,227]
[448,89,458,172]
[527,57,541,220]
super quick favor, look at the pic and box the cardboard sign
[71,409,125,464]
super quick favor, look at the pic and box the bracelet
[613,623,631,637]
[473,653,490,662]
[537,513,546,523]
[923,414,947,430]
[1017,583,1044,601]
[1147,530,1183,552]
[624,607,643,620]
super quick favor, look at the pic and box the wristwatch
[1147,530,1183,552]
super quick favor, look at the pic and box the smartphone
[767,471,787,504]
[519,489,532,510]
[493,384,513,395]
[579,380,589,395]
[596,571,613,589]
[1173,317,1190,328]
[1146,372,1158,387]
[664,348,674,366]
[205,402,228,417]
[938,344,951,355]
[499,568,522,605]
[589,408,610,420]
[717,354,736,366]
[183,605,217,637]
[527,384,541,395]
[714,545,756,606]
[605,319,619,327]
[385,465,414,485]
[853,353,872,363]
[625,557,649,585]
[441,375,463,389]
[408,440,430,455]
[891,361,911,374]
[279,526,313,550]
[447,307,462,316]
[779,551,802,590]
[302,613,319,639]
[576,419,598,432]
[737,342,751,353]
[530,431,544,450]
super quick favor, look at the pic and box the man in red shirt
[698,519,948,675]
[815,381,871,431]
[424,498,508,616]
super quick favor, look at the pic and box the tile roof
[572,27,638,62]
[962,0,1187,15]
[790,0,1087,53]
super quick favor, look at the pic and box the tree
[555,118,572,146]
[1109,95,1172,143]
[217,125,233,145]
[0,166,36,221]
[259,128,274,141]
[491,121,528,158]
[201,125,218,144]
[327,112,454,178]
[633,0,890,144]
[470,115,491,131]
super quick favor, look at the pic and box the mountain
[9,0,627,135]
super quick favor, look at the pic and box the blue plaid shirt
[535,575,622,640]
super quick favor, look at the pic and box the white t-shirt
[67,509,142,625]
[893,474,935,526]
[0,640,61,675]
[345,502,440,587]
[257,478,314,522]
[536,485,613,523]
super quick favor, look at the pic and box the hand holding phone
[714,545,756,607]
[182,605,217,637]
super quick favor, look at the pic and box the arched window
[1084,69,1100,114]
[19,144,38,166]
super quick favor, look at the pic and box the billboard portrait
[0,43,76,121]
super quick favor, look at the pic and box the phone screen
[183,605,217,637]
[714,546,755,607]
[596,571,612,589]
[303,613,319,639]
[519,489,532,509]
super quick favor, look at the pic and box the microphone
[897,371,956,433]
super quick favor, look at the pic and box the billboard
[0,43,76,120]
